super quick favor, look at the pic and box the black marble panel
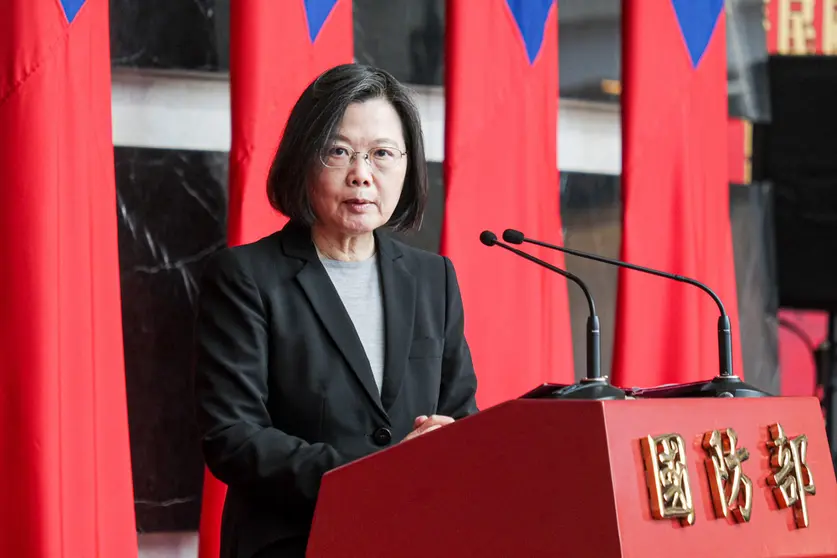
[559,0,621,102]
[730,182,780,393]
[353,0,622,100]
[354,0,444,86]
[110,0,228,71]
[559,0,770,110]
[393,162,444,253]
[116,147,228,532]
[107,0,768,118]
[559,172,622,381]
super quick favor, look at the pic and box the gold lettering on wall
[823,0,837,53]
[778,0,817,54]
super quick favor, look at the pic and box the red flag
[0,1,136,556]
[197,1,353,556]
[441,0,574,408]
[613,0,744,388]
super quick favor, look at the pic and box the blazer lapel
[282,223,389,423]
[376,231,415,411]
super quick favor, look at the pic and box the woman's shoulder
[382,233,454,278]
[384,232,442,259]
[201,230,290,283]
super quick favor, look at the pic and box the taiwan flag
[197,1,353,557]
[441,0,574,408]
[0,0,137,556]
[612,0,744,388]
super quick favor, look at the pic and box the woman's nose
[347,154,373,185]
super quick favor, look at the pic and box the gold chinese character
[767,423,816,528]
[702,428,753,522]
[777,0,817,54]
[823,0,837,53]
[641,434,695,526]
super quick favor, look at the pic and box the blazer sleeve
[192,250,366,509]
[437,256,479,419]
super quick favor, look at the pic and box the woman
[193,63,479,558]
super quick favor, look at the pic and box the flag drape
[197,2,353,557]
[0,1,137,556]
[613,0,744,388]
[441,0,574,408]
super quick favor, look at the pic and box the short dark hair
[266,63,428,232]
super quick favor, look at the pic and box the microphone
[479,230,628,400]
[502,229,770,398]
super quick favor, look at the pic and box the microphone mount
[480,231,628,401]
[502,229,771,398]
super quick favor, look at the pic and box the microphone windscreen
[502,229,525,244]
[479,230,497,246]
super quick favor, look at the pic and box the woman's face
[309,98,408,238]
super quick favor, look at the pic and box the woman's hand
[401,414,454,442]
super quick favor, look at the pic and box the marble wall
[116,148,228,531]
[110,0,228,71]
[353,0,445,86]
[392,163,445,253]
[730,183,780,391]
[109,0,767,110]
[560,173,622,381]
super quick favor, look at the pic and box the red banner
[441,0,574,408]
[0,1,136,556]
[613,0,744,388]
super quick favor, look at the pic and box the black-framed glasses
[319,145,408,170]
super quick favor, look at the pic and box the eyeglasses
[320,145,408,171]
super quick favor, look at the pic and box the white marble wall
[138,532,198,558]
[112,69,621,169]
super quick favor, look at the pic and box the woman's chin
[336,215,383,235]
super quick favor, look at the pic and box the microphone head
[502,229,525,244]
[479,230,498,246]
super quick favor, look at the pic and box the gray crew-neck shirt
[318,252,386,394]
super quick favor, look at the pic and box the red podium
[307,396,837,557]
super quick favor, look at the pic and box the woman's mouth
[344,199,375,213]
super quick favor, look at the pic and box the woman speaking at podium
[193,64,479,558]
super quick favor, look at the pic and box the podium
[307,395,837,557]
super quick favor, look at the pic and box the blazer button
[373,427,392,446]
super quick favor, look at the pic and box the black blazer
[193,221,479,558]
